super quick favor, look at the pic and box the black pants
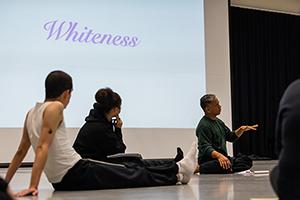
[199,154,252,174]
[52,159,178,191]
[118,158,175,168]
[105,153,177,168]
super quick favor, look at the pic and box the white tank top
[26,102,81,183]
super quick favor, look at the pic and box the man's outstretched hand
[235,124,258,137]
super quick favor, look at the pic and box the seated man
[5,70,197,197]
[196,94,257,174]
[270,79,300,200]
[73,87,183,166]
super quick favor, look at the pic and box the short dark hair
[200,94,216,110]
[45,70,73,99]
[95,88,122,114]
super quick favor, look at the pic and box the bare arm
[17,102,64,197]
[5,114,31,182]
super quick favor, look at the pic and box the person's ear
[205,107,210,113]
[62,90,70,99]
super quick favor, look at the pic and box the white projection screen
[0,0,205,128]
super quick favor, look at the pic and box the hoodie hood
[85,103,108,122]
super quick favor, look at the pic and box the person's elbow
[35,144,49,155]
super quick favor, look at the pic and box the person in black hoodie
[73,88,126,161]
[73,87,183,166]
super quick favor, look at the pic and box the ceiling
[231,0,300,15]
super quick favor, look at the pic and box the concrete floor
[0,160,278,200]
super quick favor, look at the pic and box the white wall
[204,0,233,155]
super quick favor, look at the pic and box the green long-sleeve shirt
[196,116,238,162]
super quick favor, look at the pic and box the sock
[177,142,198,184]
[174,147,184,162]
[176,173,184,183]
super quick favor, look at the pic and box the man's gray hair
[200,94,216,110]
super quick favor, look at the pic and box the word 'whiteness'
[43,20,140,47]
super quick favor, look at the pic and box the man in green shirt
[196,94,258,174]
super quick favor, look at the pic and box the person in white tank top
[5,70,198,197]
[5,70,76,196]
[26,102,81,183]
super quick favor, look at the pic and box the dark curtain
[230,7,300,159]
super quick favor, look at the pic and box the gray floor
[0,161,278,200]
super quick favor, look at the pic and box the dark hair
[200,94,216,110]
[95,88,122,114]
[45,70,73,99]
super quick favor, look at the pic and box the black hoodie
[73,103,126,161]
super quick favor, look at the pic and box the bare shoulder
[45,101,64,112]
[43,101,64,120]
